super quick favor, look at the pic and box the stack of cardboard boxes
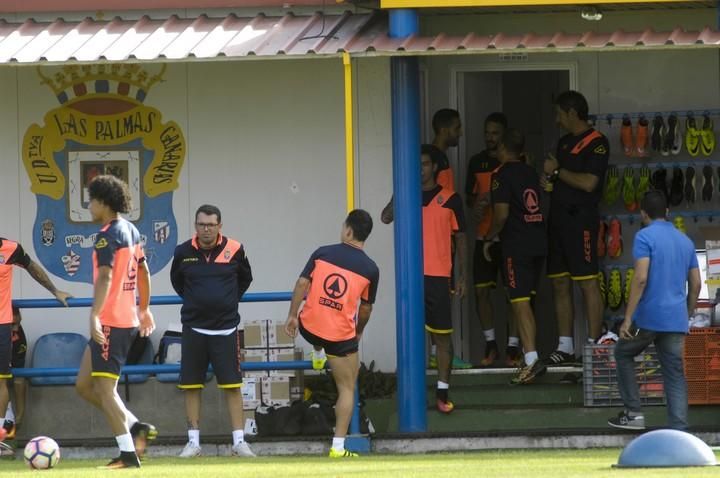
[241,320,304,413]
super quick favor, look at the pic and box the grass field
[2,449,719,477]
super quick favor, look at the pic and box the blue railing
[10,293,365,443]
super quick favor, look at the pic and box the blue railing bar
[11,360,318,378]
[13,292,293,309]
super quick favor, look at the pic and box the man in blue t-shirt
[608,190,700,431]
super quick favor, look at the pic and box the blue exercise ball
[616,429,717,468]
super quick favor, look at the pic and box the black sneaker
[651,167,669,202]
[130,422,157,459]
[651,114,665,152]
[100,451,141,469]
[510,359,547,385]
[545,350,578,366]
[685,166,696,205]
[608,411,646,431]
[702,165,714,202]
[669,166,684,206]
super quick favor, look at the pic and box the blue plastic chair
[29,333,87,386]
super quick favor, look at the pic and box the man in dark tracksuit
[170,204,255,458]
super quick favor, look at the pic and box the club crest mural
[22,64,186,283]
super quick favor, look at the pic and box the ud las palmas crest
[22,64,185,283]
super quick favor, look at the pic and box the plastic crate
[583,344,665,407]
[685,327,720,404]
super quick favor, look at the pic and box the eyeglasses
[195,222,220,230]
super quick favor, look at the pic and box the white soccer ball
[24,436,61,469]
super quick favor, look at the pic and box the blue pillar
[390,8,426,433]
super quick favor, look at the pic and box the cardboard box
[242,377,261,410]
[268,348,304,377]
[268,321,295,347]
[243,321,267,349]
[241,349,269,378]
[261,376,304,407]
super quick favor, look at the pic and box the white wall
[3,57,398,371]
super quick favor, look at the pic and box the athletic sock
[125,410,139,430]
[4,404,14,423]
[188,429,200,447]
[430,344,437,356]
[116,433,135,453]
[507,336,520,347]
[232,430,244,446]
[483,329,496,342]
[436,381,449,401]
[558,337,574,355]
[313,348,326,360]
[332,437,346,452]
[524,351,539,366]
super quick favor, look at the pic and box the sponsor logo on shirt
[319,273,348,311]
[95,238,109,249]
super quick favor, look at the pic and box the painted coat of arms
[22,64,186,283]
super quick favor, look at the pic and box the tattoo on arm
[27,261,58,294]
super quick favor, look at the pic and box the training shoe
[702,164,714,202]
[179,442,202,458]
[608,268,623,310]
[651,114,665,153]
[505,346,523,368]
[436,398,455,414]
[651,167,669,202]
[701,114,715,157]
[622,167,637,211]
[607,218,623,258]
[510,359,547,385]
[479,340,498,367]
[231,442,256,457]
[597,221,607,257]
[673,216,686,234]
[621,115,634,157]
[428,354,437,369]
[311,350,327,370]
[598,271,607,307]
[545,351,578,367]
[329,448,359,458]
[623,268,634,305]
[608,411,646,431]
[686,116,702,156]
[685,166,696,205]
[635,116,649,157]
[130,421,157,459]
[635,166,651,204]
[603,165,620,206]
[101,452,141,469]
[667,114,682,155]
[669,166,684,206]
[0,442,14,458]
[452,355,473,369]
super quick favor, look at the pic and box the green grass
[3,449,719,477]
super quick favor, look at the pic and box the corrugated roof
[0,12,719,64]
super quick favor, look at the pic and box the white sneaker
[179,442,202,458]
[231,442,256,457]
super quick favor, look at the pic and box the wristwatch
[549,168,560,182]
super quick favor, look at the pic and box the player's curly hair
[88,175,132,214]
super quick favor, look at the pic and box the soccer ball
[24,436,60,469]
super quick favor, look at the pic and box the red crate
[684,328,720,404]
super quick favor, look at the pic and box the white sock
[483,329,496,342]
[125,410,139,430]
[313,348,326,359]
[558,336,574,355]
[332,437,345,451]
[116,433,135,453]
[507,336,520,347]
[188,429,200,447]
[5,403,13,422]
[524,351,539,365]
[232,430,244,446]
[430,344,437,355]
[437,381,449,390]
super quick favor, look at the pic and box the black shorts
[11,326,27,369]
[425,276,452,334]
[0,324,11,379]
[89,326,138,380]
[474,240,500,288]
[179,327,243,389]
[298,321,358,357]
[547,207,599,281]
[502,253,544,302]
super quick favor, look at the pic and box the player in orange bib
[285,210,379,458]
[0,239,71,452]
[74,175,156,469]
